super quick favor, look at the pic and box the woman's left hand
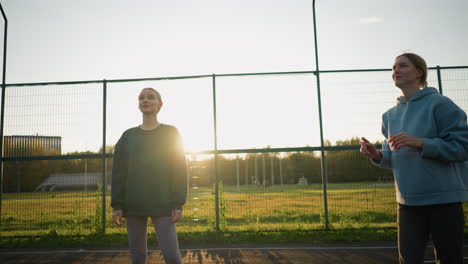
[388,132,424,150]
[171,209,183,223]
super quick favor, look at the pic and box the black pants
[398,202,465,264]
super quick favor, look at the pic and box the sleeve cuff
[372,150,392,168]
[111,200,122,211]
[421,138,437,158]
[172,204,183,210]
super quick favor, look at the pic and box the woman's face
[392,56,422,88]
[138,89,162,114]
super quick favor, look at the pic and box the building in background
[4,135,62,156]
[35,172,104,192]
[2,135,62,193]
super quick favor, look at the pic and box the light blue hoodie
[375,87,468,206]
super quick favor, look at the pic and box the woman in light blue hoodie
[360,53,468,264]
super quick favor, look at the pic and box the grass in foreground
[4,228,468,249]
[2,183,468,248]
[1,228,399,249]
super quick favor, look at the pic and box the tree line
[2,142,114,193]
[189,137,392,187]
[1,137,392,193]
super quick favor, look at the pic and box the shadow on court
[1,241,468,263]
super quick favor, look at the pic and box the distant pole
[313,0,329,230]
[84,159,87,192]
[101,79,108,233]
[436,65,443,95]
[0,1,9,223]
[254,154,258,185]
[279,153,283,190]
[262,154,265,187]
[236,155,240,192]
[270,155,274,186]
[212,74,220,232]
[245,156,248,185]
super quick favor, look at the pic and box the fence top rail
[1,145,383,162]
[5,66,468,88]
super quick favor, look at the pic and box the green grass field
[1,183,398,237]
[3,183,468,247]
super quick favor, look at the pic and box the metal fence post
[436,66,443,95]
[101,79,107,233]
[313,0,329,230]
[0,2,8,227]
[212,74,220,232]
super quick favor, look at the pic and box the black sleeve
[111,131,128,211]
[170,127,188,210]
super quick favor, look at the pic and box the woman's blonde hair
[396,53,428,88]
[140,87,162,103]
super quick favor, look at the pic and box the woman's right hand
[360,137,382,161]
[112,210,123,227]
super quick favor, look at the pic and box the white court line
[2,245,468,255]
[424,257,468,263]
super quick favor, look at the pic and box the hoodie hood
[396,87,439,105]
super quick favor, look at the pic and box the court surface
[1,241,468,263]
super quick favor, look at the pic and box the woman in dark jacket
[111,87,188,264]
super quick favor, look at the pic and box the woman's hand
[112,210,123,226]
[171,209,183,223]
[388,132,424,150]
[360,137,382,161]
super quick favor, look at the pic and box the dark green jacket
[111,124,188,216]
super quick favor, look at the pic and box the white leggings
[125,216,182,264]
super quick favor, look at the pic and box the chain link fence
[1,66,467,237]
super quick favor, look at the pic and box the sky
[1,0,468,153]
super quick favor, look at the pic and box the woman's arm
[170,128,188,211]
[422,100,468,162]
[373,114,393,168]
[111,132,128,212]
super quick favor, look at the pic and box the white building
[35,172,105,192]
